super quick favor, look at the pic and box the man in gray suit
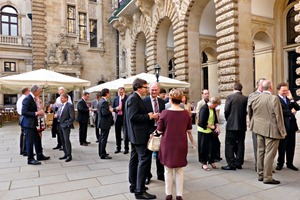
[97,88,113,159]
[222,83,248,170]
[58,93,75,162]
[247,78,265,171]
[249,80,286,184]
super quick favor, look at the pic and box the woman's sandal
[202,164,210,171]
[210,163,217,169]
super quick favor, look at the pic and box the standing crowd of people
[15,77,300,199]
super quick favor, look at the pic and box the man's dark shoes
[124,150,129,154]
[28,159,41,165]
[114,150,121,154]
[85,141,91,144]
[135,191,156,199]
[59,147,64,151]
[101,156,112,159]
[287,165,299,171]
[236,165,242,169]
[258,176,263,181]
[53,146,61,150]
[65,156,72,162]
[263,179,280,184]
[59,156,67,160]
[221,165,236,170]
[165,195,172,200]
[157,176,165,181]
[80,143,88,146]
[37,155,50,161]
[145,177,150,185]
[276,165,283,170]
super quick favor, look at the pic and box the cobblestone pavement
[0,121,300,200]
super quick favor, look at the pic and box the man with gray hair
[248,80,286,184]
[21,85,50,165]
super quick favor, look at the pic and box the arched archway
[252,31,273,89]
[135,32,147,74]
[156,17,173,77]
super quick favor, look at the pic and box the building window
[79,13,87,41]
[168,58,176,79]
[4,62,16,72]
[67,5,76,34]
[286,7,297,45]
[4,94,17,105]
[0,6,18,36]
[89,20,97,47]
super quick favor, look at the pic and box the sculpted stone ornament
[135,0,154,16]
[112,21,126,39]
[119,15,133,28]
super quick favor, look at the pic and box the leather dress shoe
[263,179,280,184]
[145,177,151,185]
[101,156,112,159]
[37,155,50,161]
[28,159,41,165]
[287,165,299,171]
[123,150,129,154]
[135,191,156,199]
[276,165,283,170]
[176,196,183,200]
[165,195,172,200]
[221,165,236,170]
[80,143,88,146]
[53,146,61,150]
[114,150,121,154]
[258,176,263,181]
[65,156,72,162]
[85,141,91,144]
[157,176,165,181]
[130,187,148,193]
[59,147,64,151]
[59,156,67,160]
[236,165,242,169]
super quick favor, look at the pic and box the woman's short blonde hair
[169,89,183,104]
[210,96,221,105]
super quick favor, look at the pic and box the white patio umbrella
[123,72,190,90]
[84,78,126,93]
[0,69,90,94]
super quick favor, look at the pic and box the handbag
[147,131,161,151]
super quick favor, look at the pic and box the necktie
[283,97,287,105]
[154,99,159,114]
[118,97,122,115]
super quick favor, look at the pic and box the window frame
[67,5,76,34]
[4,61,16,72]
[89,19,97,47]
[78,12,87,41]
[0,6,18,36]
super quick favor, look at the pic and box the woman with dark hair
[198,97,221,171]
[157,89,195,200]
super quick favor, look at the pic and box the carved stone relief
[88,4,96,18]
[78,0,86,11]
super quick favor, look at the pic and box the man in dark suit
[143,82,165,184]
[276,82,300,171]
[21,85,50,165]
[58,93,75,162]
[124,78,157,199]
[249,80,286,184]
[222,83,248,170]
[97,88,113,159]
[77,92,91,146]
[112,87,128,154]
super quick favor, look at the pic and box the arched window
[286,7,297,45]
[0,6,18,36]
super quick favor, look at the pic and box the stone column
[32,0,47,69]
[215,0,239,98]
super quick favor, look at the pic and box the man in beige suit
[248,80,286,184]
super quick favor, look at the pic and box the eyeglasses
[142,86,149,89]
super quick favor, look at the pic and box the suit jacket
[76,98,89,123]
[97,97,113,129]
[249,92,286,139]
[59,102,75,129]
[21,94,38,129]
[143,96,165,133]
[112,95,128,119]
[124,92,150,145]
[224,91,248,131]
[198,103,218,129]
[278,95,300,132]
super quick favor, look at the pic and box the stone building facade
[0,0,116,106]
[110,0,300,103]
